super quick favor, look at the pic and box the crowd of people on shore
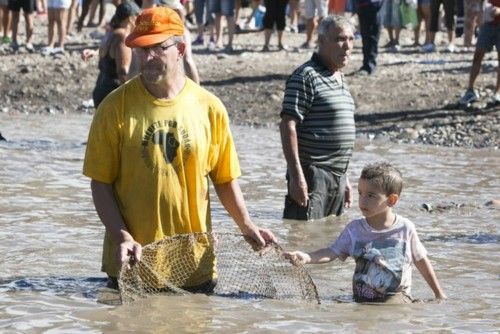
[2,0,499,102]
[0,0,492,55]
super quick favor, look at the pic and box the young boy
[284,162,447,303]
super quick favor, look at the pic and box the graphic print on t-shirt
[352,239,405,300]
[141,119,192,176]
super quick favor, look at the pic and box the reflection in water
[422,233,499,244]
[0,277,107,299]
[0,114,499,333]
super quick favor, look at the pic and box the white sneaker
[41,46,54,56]
[445,43,456,53]
[25,43,34,52]
[492,93,500,104]
[52,46,65,54]
[207,38,216,51]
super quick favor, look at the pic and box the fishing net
[118,232,320,304]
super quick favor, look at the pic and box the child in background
[284,162,447,303]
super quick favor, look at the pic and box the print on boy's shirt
[141,119,192,176]
[352,239,406,300]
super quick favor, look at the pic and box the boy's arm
[414,256,447,299]
[284,247,338,265]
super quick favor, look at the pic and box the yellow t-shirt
[83,76,241,283]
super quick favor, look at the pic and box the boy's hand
[283,251,311,266]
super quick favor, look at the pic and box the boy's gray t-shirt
[329,215,427,300]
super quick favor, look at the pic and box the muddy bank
[0,21,498,149]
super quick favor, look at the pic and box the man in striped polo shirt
[280,15,355,221]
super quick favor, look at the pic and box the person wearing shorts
[423,0,456,52]
[262,0,288,51]
[1,0,11,44]
[463,0,483,48]
[7,0,36,50]
[415,0,431,47]
[459,1,500,105]
[42,0,71,54]
[301,0,328,48]
[209,0,235,51]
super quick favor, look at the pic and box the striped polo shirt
[281,53,355,175]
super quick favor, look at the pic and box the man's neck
[315,52,341,72]
[141,74,186,100]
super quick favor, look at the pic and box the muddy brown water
[0,114,498,332]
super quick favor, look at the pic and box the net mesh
[118,232,320,304]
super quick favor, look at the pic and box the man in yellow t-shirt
[83,7,276,291]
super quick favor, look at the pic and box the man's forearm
[90,179,133,244]
[279,117,303,180]
[213,179,253,230]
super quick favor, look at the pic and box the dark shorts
[209,0,234,17]
[8,0,37,13]
[283,165,346,221]
[476,23,500,52]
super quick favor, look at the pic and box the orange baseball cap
[125,7,185,48]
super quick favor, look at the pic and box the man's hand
[118,239,142,269]
[290,175,309,207]
[283,251,311,266]
[242,225,277,251]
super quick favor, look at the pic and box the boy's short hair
[360,162,403,196]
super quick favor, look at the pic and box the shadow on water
[0,276,108,299]
[355,104,500,133]
[422,233,499,244]
[0,139,85,150]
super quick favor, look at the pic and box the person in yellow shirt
[83,6,276,292]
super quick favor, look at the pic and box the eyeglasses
[138,42,178,57]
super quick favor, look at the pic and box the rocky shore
[0,16,498,149]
